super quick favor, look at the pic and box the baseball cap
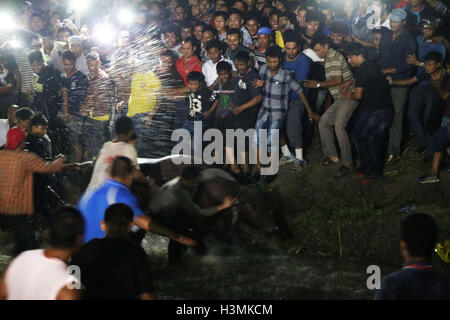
[5,127,27,150]
[257,27,272,36]
[389,9,407,22]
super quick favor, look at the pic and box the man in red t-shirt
[176,37,203,86]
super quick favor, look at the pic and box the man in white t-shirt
[202,39,235,88]
[0,207,84,300]
[0,105,19,148]
[87,116,139,191]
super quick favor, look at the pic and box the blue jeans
[352,109,393,177]
[253,111,284,150]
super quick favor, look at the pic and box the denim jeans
[352,109,393,177]
[407,85,439,149]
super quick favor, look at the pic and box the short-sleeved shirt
[283,53,312,99]
[324,48,355,100]
[127,71,161,117]
[234,69,261,119]
[61,70,89,115]
[175,55,203,86]
[71,237,154,300]
[355,59,393,112]
[374,262,450,300]
[212,78,238,118]
[186,87,215,121]
[77,179,144,243]
[258,64,303,121]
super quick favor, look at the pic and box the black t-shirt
[186,87,215,121]
[61,71,89,115]
[33,65,62,119]
[355,59,394,112]
[71,237,154,300]
[234,70,261,121]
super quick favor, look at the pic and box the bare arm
[0,270,8,300]
[56,286,80,300]
[304,76,343,89]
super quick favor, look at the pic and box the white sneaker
[280,155,294,165]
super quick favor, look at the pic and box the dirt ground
[264,139,450,274]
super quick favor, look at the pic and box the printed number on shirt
[189,94,203,117]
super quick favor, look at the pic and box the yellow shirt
[127,71,161,117]
[275,30,285,49]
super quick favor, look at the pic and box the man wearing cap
[68,36,89,76]
[406,15,446,73]
[254,27,277,67]
[379,8,417,164]
[0,127,65,255]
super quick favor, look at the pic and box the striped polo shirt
[324,48,354,100]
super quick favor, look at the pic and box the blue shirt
[374,261,450,300]
[77,179,144,243]
[283,53,311,99]
[379,30,417,85]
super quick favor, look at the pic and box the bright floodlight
[0,12,16,31]
[118,9,134,25]
[10,39,21,49]
[71,0,90,12]
[93,23,117,46]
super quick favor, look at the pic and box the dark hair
[30,113,48,127]
[319,2,335,12]
[214,10,229,20]
[423,51,443,63]
[330,21,348,36]
[265,45,283,59]
[269,9,281,18]
[181,165,202,180]
[203,25,218,37]
[56,27,73,37]
[15,108,34,121]
[216,60,233,73]
[205,39,223,51]
[283,30,299,45]
[28,50,44,64]
[104,203,134,237]
[235,50,250,62]
[163,24,181,39]
[46,206,85,249]
[160,49,178,63]
[40,29,54,38]
[228,8,244,20]
[181,20,193,30]
[245,11,260,24]
[310,34,330,49]
[194,21,207,30]
[30,12,44,23]
[344,42,365,56]
[305,10,323,23]
[115,116,134,136]
[401,213,437,259]
[61,50,76,63]
[110,156,133,178]
[233,0,248,12]
[187,71,204,83]
[227,28,242,39]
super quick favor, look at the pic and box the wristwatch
[316,82,321,88]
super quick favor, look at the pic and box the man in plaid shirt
[253,46,315,176]
[0,127,65,256]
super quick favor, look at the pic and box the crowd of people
[0,0,449,300]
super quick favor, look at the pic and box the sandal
[322,157,339,166]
